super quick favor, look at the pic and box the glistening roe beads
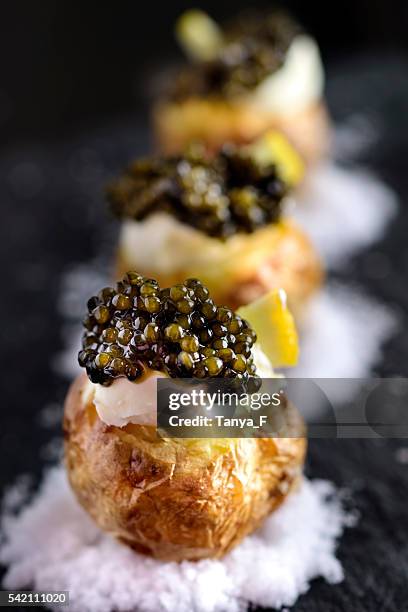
[107,142,287,239]
[171,10,301,99]
[79,272,258,386]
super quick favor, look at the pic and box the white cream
[120,213,213,276]
[119,212,283,283]
[252,344,276,378]
[89,372,166,427]
[88,346,274,428]
[250,35,324,115]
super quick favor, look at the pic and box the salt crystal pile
[294,162,397,268]
[1,467,351,612]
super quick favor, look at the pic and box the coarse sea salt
[294,283,396,380]
[0,466,351,612]
[293,162,397,268]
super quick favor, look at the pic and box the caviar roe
[171,10,301,99]
[79,273,258,386]
[107,142,287,239]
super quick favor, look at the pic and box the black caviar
[172,10,301,99]
[79,273,258,386]
[107,143,286,239]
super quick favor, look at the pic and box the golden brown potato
[64,374,306,561]
[153,99,330,165]
[116,220,323,314]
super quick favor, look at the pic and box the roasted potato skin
[64,374,306,562]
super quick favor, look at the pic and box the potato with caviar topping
[153,10,330,163]
[108,138,323,315]
[64,275,306,561]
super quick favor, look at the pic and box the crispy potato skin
[153,99,330,165]
[64,374,306,561]
[117,220,323,315]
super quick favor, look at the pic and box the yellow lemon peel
[237,288,299,368]
[176,10,223,61]
[250,131,305,187]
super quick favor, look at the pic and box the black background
[1,2,408,611]
[1,0,408,146]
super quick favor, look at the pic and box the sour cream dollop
[250,35,324,115]
[86,346,274,427]
[86,371,166,427]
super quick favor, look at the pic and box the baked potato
[64,374,306,561]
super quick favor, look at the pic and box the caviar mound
[79,272,258,386]
[172,10,301,100]
[107,144,287,239]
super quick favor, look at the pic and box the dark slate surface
[1,56,408,611]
